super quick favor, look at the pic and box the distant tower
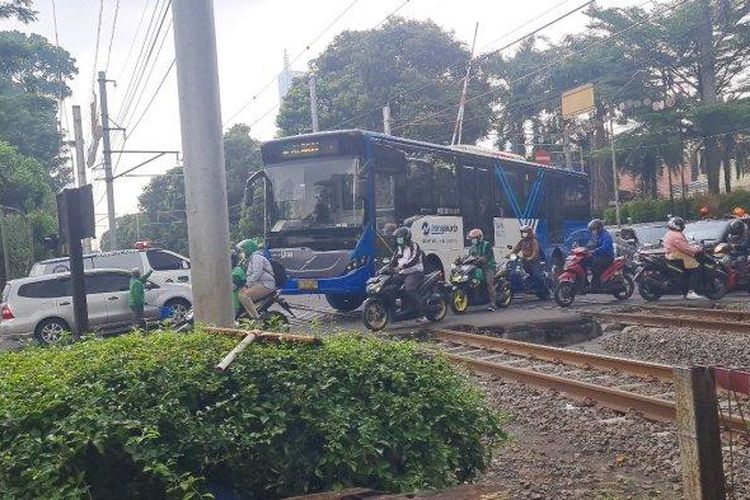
[278,49,306,101]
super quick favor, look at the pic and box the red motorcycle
[554,247,634,307]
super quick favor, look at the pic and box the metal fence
[716,367,750,499]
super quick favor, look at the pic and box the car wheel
[165,298,192,324]
[34,317,70,345]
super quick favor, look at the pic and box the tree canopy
[277,18,494,144]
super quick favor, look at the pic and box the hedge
[0,332,504,498]
[603,188,750,224]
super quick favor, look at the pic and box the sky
[8,0,645,238]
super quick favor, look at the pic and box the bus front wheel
[325,293,365,312]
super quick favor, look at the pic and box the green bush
[0,332,504,498]
[603,188,750,224]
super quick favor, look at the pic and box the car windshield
[634,225,667,246]
[684,220,727,243]
[265,157,366,232]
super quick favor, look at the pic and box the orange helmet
[699,206,710,216]
[733,207,746,218]
[467,228,484,240]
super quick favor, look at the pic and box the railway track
[582,305,750,334]
[431,329,746,432]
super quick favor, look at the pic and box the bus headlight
[345,256,370,272]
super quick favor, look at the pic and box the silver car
[0,269,192,344]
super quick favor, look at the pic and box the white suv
[0,269,192,344]
[29,248,191,287]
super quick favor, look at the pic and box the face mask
[396,237,405,246]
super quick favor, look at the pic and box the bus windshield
[265,156,365,232]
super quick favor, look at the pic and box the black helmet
[667,217,685,232]
[729,218,746,236]
[393,226,412,244]
[588,219,604,232]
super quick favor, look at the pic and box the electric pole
[98,71,117,249]
[451,22,479,146]
[609,109,621,228]
[72,105,92,252]
[172,0,234,327]
[383,104,391,135]
[309,74,319,133]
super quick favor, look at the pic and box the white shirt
[397,244,423,274]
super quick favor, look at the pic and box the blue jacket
[587,230,615,259]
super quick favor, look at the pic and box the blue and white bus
[252,130,590,311]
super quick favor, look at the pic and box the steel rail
[434,329,673,381]
[446,353,747,432]
[583,311,750,334]
[635,305,750,322]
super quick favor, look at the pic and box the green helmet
[237,239,258,255]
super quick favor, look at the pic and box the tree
[0,30,77,185]
[0,0,36,22]
[103,126,264,252]
[277,18,494,144]
[0,140,53,211]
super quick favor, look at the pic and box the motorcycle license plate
[298,279,318,290]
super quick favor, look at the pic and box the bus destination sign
[280,139,338,159]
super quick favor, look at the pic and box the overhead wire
[222,0,367,127]
[389,0,692,134]
[104,0,121,72]
[90,0,105,91]
[115,0,150,83]
[332,0,596,131]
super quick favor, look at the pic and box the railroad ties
[431,329,746,432]
[582,305,750,335]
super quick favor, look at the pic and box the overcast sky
[9,0,643,236]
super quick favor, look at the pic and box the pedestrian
[128,267,153,330]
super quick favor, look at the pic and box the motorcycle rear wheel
[614,275,635,300]
[704,273,728,301]
[554,281,576,308]
[496,280,513,308]
[450,289,470,314]
[362,298,390,332]
[637,280,662,302]
[426,294,448,323]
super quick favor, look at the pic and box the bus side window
[458,166,478,239]
[476,168,495,244]
[404,161,433,216]
[375,171,397,233]
[433,162,458,213]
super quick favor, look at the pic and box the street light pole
[171,0,234,327]
[609,109,622,228]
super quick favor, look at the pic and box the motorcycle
[448,255,511,313]
[713,243,750,292]
[634,248,727,301]
[362,266,448,331]
[173,290,294,333]
[554,247,634,307]
[495,251,551,302]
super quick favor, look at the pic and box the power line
[222,0,367,127]
[390,0,691,134]
[90,0,105,90]
[115,0,150,82]
[104,0,121,72]
[126,58,176,139]
[332,0,594,131]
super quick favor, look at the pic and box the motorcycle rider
[467,228,497,311]
[512,225,546,294]
[236,239,276,319]
[663,217,701,297]
[389,227,425,317]
[585,219,614,289]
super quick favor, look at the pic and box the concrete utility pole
[609,110,622,228]
[451,22,479,146]
[97,71,117,249]
[0,212,10,280]
[72,105,92,252]
[309,74,319,133]
[383,104,391,135]
[172,0,234,327]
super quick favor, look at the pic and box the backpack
[270,260,289,287]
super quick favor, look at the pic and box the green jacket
[231,266,247,314]
[128,270,153,310]
[469,240,496,270]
